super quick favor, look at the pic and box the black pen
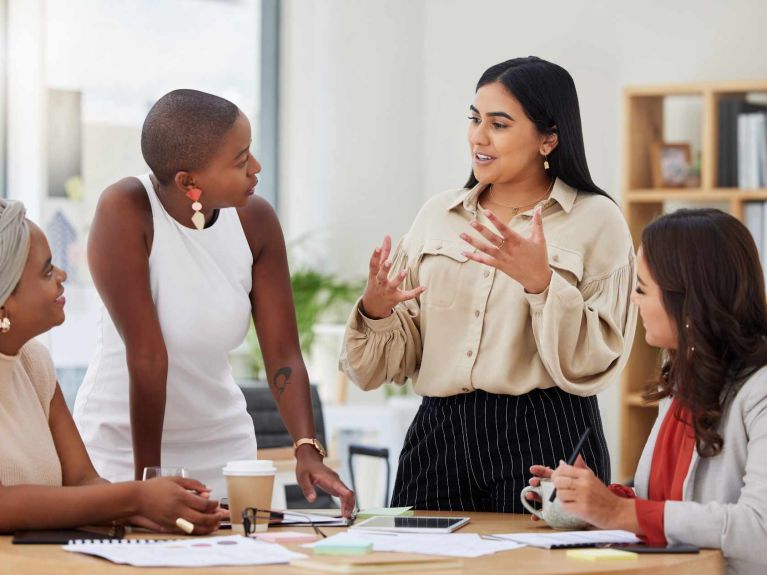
[550,426,591,502]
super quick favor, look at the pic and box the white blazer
[634,366,767,575]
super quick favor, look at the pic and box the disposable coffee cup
[222,460,277,533]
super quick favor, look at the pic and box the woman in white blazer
[531,208,767,575]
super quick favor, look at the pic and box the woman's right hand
[133,477,223,535]
[361,235,425,319]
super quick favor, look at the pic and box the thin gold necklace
[488,178,555,215]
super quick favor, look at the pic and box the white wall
[6,0,45,221]
[279,0,425,277]
[280,0,767,477]
[420,0,767,200]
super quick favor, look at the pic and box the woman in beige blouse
[341,56,636,512]
[0,198,224,533]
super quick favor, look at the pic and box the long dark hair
[642,209,767,457]
[465,56,609,199]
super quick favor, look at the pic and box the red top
[633,398,696,545]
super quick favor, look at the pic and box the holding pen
[550,427,592,503]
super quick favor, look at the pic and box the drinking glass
[142,466,189,480]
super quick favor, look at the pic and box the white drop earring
[0,317,10,333]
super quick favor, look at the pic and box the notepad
[492,530,640,549]
[291,552,462,573]
[356,507,414,520]
[256,531,318,544]
[567,548,638,561]
[315,537,374,556]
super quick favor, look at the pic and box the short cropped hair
[141,89,240,185]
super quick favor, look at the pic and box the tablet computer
[350,515,470,534]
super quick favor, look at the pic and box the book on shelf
[737,113,767,189]
[717,96,767,188]
[742,201,767,284]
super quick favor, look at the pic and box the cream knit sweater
[0,339,62,486]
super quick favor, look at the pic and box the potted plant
[246,267,363,380]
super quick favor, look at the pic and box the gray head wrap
[0,199,31,307]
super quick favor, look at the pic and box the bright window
[4,0,271,404]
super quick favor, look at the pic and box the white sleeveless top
[74,173,257,496]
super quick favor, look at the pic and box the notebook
[63,535,306,567]
[291,552,462,573]
[493,530,640,549]
[13,528,123,545]
[275,510,352,527]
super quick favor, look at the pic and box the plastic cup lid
[222,459,277,476]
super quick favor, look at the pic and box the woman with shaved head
[73,90,354,519]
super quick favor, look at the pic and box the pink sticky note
[255,531,317,544]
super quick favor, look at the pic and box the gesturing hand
[459,207,552,294]
[296,448,356,518]
[361,235,426,319]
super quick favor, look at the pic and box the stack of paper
[64,535,306,567]
[306,531,524,558]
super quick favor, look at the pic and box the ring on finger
[498,238,505,249]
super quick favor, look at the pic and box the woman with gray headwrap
[0,198,31,330]
[0,199,225,534]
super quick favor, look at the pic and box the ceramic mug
[520,478,590,530]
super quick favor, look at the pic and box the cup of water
[142,466,189,480]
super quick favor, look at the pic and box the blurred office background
[1,0,766,507]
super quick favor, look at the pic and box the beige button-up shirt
[340,179,637,398]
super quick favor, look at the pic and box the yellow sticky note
[567,548,638,561]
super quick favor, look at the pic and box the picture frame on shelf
[651,142,691,188]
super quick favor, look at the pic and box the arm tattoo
[271,367,292,399]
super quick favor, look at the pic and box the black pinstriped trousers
[390,387,611,513]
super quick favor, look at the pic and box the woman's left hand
[551,460,632,530]
[460,207,552,294]
[295,448,356,518]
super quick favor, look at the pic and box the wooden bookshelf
[620,80,767,481]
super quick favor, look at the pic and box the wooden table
[0,512,723,575]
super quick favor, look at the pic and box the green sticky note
[314,539,374,556]
[356,507,414,519]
